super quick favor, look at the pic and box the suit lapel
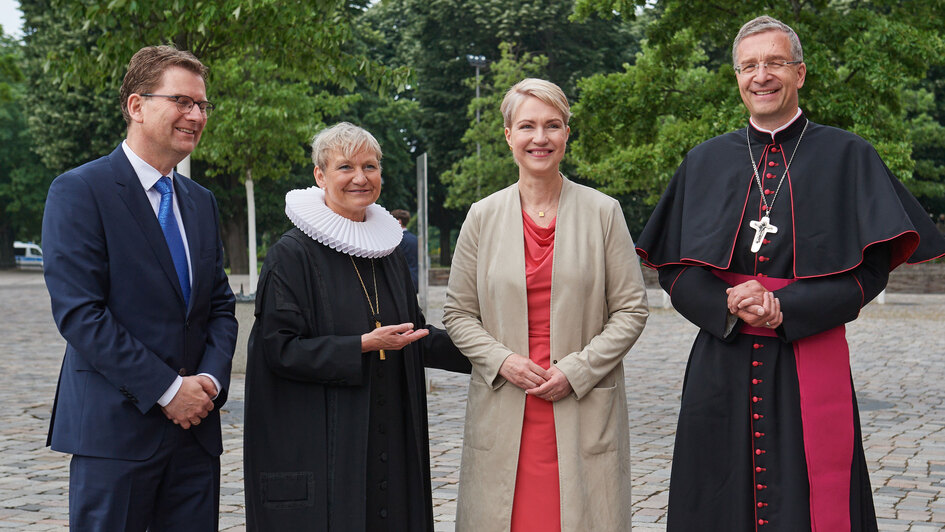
[174,172,200,315]
[110,146,187,309]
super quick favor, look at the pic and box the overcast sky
[0,0,23,39]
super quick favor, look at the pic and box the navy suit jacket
[43,144,238,460]
[398,229,419,290]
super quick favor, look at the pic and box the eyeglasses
[140,94,215,116]
[734,60,803,75]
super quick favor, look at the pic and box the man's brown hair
[391,209,411,227]
[119,45,208,125]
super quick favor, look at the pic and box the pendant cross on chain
[749,216,778,253]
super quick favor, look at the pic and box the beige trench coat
[444,177,649,531]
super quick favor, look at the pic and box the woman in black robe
[244,122,470,531]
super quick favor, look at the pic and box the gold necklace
[350,256,385,360]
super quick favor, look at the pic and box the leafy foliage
[570,0,945,210]
[369,0,641,261]
[441,43,547,210]
[18,0,410,272]
[0,35,52,266]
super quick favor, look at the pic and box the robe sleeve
[252,251,365,386]
[775,243,890,342]
[420,325,472,374]
[658,265,738,341]
[388,250,471,374]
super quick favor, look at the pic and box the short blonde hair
[500,78,571,128]
[310,122,383,170]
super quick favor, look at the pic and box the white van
[14,241,43,270]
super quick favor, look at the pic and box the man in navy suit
[42,45,237,531]
[392,209,419,291]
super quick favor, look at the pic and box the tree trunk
[222,212,248,276]
[205,171,248,276]
[438,225,452,266]
[0,225,15,269]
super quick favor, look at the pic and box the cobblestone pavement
[1,269,943,531]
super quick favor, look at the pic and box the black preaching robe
[635,114,945,532]
[244,227,471,531]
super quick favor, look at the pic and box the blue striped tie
[154,177,191,307]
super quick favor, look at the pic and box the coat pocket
[464,378,499,451]
[260,471,315,509]
[578,384,618,456]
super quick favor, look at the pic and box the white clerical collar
[285,186,403,258]
[750,108,803,141]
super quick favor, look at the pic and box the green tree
[904,64,945,218]
[20,0,409,274]
[0,35,51,268]
[570,0,945,214]
[368,0,640,264]
[18,3,124,174]
[441,43,547,210]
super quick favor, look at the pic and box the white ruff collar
[285,186,403,258]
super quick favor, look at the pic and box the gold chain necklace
[350,256,385,360]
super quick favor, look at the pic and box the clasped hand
[498,353,572,402]
[162,375,217,429]
[726,279,783,329]
[361,322,430,353]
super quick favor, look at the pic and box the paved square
[1,269,942,530]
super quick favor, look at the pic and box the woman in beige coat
[443,78,649,531]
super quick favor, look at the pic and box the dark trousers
[69,424,220,532]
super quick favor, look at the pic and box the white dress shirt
[120,141,220,405]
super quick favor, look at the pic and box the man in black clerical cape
[635,15,945,532]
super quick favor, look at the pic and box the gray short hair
[732,16,803,67]
[500,78,571,128]
[310,122,383,170]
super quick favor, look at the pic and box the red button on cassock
[761,205,768,211]
[758,256,768,262]
[756,484,766,490]
[755,449,766,455]
[768,161,777,166]
[764,189,773,194]
[771,147,779,153]
[752,396,761,403]
[752,378,763,384]
[752,361,763,367]
[757,502,767,508]
[755,432,764,438]
[766,173,775,178]
[759,519,768,525]
[753,413,761,419]
[755,466,767,472]
[753,343,762,349]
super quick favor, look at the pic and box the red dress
[510,211,561,531]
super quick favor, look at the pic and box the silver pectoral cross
[749,216,778,253]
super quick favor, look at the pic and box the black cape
[635,115,945,532]
[637,115,945,276]
[244,228,470,531]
